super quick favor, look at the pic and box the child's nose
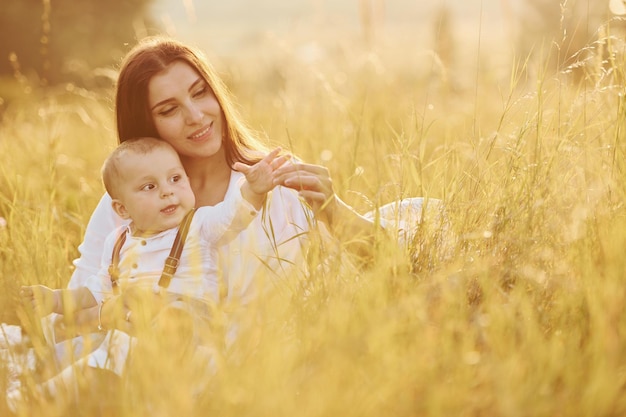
[161,187,174,197]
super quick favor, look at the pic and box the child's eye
[140,184,155,191]
[171,175,181,183]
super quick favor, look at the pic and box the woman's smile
[188,121,213,141]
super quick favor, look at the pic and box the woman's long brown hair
[115,36,266,166]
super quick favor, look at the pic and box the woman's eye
[158,106,177,116]
[193,86,208,98]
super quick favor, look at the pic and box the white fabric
[73,171,313,304]
[86,329,133,376]
[42,171,312,374]
[63,173,442,376]
[85,181,260,304]
[80,175,311,375]
[0,324,23,348]
[365,197,447,246]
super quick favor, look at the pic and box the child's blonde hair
[102,137,176,198]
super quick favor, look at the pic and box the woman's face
[148,61,224,160]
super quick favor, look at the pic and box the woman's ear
[111,199,131,219]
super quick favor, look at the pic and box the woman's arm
[273,162,385,257]
[68,193,128,289]
[47,193,127,340]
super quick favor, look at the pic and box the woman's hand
[273,162,337,226]
[274,161,385,260]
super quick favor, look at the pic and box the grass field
[2,3,626,416]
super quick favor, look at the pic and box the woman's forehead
[148,61,203,102]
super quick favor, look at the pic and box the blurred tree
[0,0,160,86]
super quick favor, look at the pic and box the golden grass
[2,19,626,417]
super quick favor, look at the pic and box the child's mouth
[161,205,178,214]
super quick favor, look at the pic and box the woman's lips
[188,121,213,141]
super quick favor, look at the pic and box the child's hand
[19,285,57,317]
[234,148,291,195]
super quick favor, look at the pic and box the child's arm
[234,147,290,210]
[20,285,97,317]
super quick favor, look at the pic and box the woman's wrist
[323,194,340,228]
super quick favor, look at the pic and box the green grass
[2,18,626,417]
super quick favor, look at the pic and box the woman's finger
[277,173,333,195]
[298,189,326,204]
[274,167,330,187]
[281,175,321,190]
[297,189,336,215]
[274,162,330,177]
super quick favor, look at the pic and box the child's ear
[111,199,130,219]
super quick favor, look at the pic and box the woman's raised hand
[273,162,337,225]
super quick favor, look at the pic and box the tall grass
[2,11,626,417]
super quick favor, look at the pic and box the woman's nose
[184,103,204,124]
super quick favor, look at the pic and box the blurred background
[1,0,621,88]
[3,4,626,415]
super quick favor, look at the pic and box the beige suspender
[107,208,197,293]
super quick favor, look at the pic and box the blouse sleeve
[68,193,129,290]
[83,229,119,304]
[197,177,260,246]
[364,197,447,246]
[217,178,316,305]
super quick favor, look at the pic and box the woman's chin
[183,140,224,160]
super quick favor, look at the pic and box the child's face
[112,146,195,236]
